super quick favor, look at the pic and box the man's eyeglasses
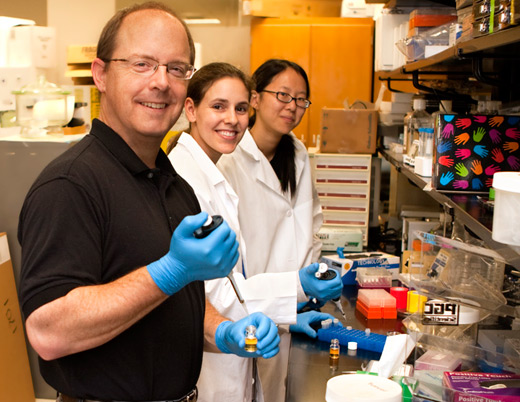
[105,57,196,80]
[261,90,311,109]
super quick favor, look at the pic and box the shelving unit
[379,25,520,105]
[381,148,520,270]
[377,25,520,272]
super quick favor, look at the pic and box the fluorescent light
[184,18,221,25]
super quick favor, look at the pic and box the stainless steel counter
[286,286,404,402]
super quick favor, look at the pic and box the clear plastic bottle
[405,98,432,166]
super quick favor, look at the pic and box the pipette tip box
[317,326,387,353]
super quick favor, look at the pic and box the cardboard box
[0,233,35,402]
[320,251,400,285]
[320,108,378,154]
[443,372,520,402]
[243,0,342,17]
[67,44,97,64]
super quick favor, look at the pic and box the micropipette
[194,215,248,312]
[315,263,347,321]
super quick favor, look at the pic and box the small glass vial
[244,325,257,352]
[329,338,340,369]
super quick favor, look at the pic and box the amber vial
[245,325,257,352]
[329,338,340,368]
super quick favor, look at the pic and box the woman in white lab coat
[217,59,329,402]
[168,62,340,402]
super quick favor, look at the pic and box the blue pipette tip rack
[317,326,387,353]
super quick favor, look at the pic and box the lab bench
[286,286,402,401]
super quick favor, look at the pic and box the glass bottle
[405,98,432,166]
[329,338,340,369]
[244,325,257,352]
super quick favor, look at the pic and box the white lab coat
[169,133,305,402]
[218,130,323,402]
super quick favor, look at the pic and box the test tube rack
[317,326,387,353]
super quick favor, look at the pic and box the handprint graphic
[506,128,520,140]
[489,116,504,127]
[437,141,452,153]
[440,172,454,186]
[504,142,519,153]
[454,132,469,145]
[455,148,471,160]
[455,118,472,129]
[489,129,502,144]
[485,164,501,176]
[473,144,489,158]
[507,155,520,170]
[454,163,469,177]
[491,148,504,163]
[471,178,484,190]
[453,180,469,189]
[439,155,454,167]
[473,116,487,123]
[486,178,494,188]
[471,160,483,175]
[473,127,486,143]
[442,123,454,138]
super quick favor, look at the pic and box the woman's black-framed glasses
[261,90,311,109]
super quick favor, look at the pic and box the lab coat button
[286,210,292,217]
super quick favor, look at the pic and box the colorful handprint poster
[433,114,520,192]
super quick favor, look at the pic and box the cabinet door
[251,18,311,143]
[309,19,374,146]
[250,17,374,147]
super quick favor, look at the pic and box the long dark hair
[250,59,310,195]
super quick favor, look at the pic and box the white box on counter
[320,251,400,285]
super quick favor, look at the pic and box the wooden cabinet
[251,17,374,147]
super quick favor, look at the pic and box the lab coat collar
[177,132,227,187]
[238,129,307,197]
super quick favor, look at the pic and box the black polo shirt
[18,119,204,400]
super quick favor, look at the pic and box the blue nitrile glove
[290,311,341,338]
[147,212,239,295]
[299,263,343,302]
[215,312,280,359]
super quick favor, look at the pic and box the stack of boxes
[311,153,372,248]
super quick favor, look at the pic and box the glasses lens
[276,92,293,103]
[296,99,310,108]
[167,63,195,79]
[130,59,155,75]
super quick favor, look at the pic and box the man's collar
[89,119,175,176]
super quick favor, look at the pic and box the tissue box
[443,372,520,402]
[320,252,400,285]
[320,108,378,154]
[433,114,520,193]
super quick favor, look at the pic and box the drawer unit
[320,197,368,212]
[315,183,369,199]
[314,169,370,184]
[322,210,368,226]
[312,153,372,246]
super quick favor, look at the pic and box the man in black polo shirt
[17,2,279,402]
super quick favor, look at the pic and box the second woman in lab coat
[168,62,341,402]
[217,59,331,402]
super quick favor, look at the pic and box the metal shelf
[379,25,520,78]
[380,148,520,270]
